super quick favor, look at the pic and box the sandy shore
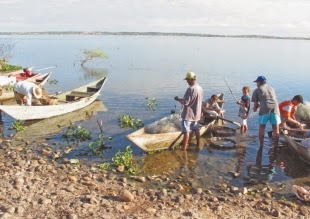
[0,139,309,219]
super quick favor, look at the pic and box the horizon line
[1,31,309,41]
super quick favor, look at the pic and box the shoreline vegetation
[0,31,310,41]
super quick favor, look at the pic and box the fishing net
[144,114,182,134]
[212,126,236,137]
[296,102,310,121]
[210,137,236,149]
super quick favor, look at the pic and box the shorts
[181,120,200,133]
[258,113,281,125]
[240,118,247,126]
[14,91,26,102]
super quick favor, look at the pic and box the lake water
[1,34,310,193]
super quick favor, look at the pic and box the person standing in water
[174,72,203,151]
[237,86,251,134]
[252,76,280,147]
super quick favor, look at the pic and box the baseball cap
[254,76,266,82]
[184,72,196,80]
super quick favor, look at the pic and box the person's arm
[253,102,259,112]
[174,96,185,105]
[26,90,32,106]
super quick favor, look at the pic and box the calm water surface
[1,35,310,193]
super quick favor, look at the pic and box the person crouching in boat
[13,81,42,106]
[174,72,203,151]
[202,94,225,125]
[23,67,33,77]
[279,95,304,130]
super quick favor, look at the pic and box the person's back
[13,81,42,106]
[252,84,279,115]
[252,76,280,147]
[181,83,203,121]
[14,81,36,95]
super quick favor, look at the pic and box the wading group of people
[175,72,304,151]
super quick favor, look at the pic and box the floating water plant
[143,97,157,111]
[12,120,24,132]
[88,134,112,155]
[118,114,144,130]
[58,122,91,142]
[111,145,140,175]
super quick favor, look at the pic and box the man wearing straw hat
[174,72,203,151]
[13,81,42,106]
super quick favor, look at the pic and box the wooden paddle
[217,116,241,127]
[168,132,183,150]
[281,127,310,132]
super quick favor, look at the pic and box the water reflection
[11,100,107,146]
[81,66,108,80]
[247,146,276,182]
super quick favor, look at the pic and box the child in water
[237,86,251,134]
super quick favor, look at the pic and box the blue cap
[254,76,266,82]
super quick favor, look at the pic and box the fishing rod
[223,78,239,102]
[35,65,57,72]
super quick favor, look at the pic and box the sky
[0,0,310,37]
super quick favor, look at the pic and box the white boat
[0,77,107,120]
[0,72,52,102]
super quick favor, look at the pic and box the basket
[40,96,59,105]
[210,137,236,150]
[212,126,236,137]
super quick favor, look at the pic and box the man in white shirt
[13,81,42,106]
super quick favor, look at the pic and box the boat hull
[0,77,107,120]
[282,131,310,164]
[127,93,224,152]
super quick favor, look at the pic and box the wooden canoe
[127,93,224,152]
[0,72,52,102]
[0,77,107,120]
[282,131,310,165]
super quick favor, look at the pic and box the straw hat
[32,86,42,99]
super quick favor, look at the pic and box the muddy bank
[0,140,309,219]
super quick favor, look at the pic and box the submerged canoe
[282,131,310,165]
[0,72,52,102]
[127,93,224,152]
[0,77,107,120]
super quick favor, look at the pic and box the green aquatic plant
[12,120,24,132]
[48,79,58,85]
[117,114,144,130]
[58,122,92,142]
[88,134,112,155]
[112,145,140,175]
[143,97,158,111]
[99,162,110,170]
